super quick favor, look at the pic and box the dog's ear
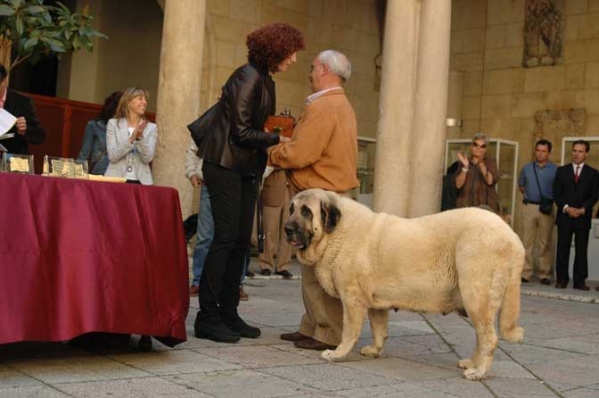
[320,200,341,233]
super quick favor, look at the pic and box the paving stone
[487,360,535,379]
[332,381,488,398]
[169,369,317,398]
[379,334,454,358]
[528,354,599,390]
[339,356,459,381]
[539,333,599,355]
[195,345,322,368]
[500,342,587,365]
[5,356,150,384]
[485,377,562,397]
[0,386,71,398]
[262,362,397,391]
[0,369,42,388]
[57,377,207,397]
[412,377,497,397]
[107,349,241,375]
[563,386,599,398]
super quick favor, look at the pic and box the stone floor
[1,259,599,398]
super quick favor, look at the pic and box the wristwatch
[461,167,469,172]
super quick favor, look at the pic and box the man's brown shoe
[294,337,337,351]
[190,285,199,296]
[280,331,309,342]
[596,286,599,292]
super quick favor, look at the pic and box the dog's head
[284,188,342,250]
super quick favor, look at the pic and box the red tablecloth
[0,173,189,346]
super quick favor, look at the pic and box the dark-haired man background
[0,63,45,154]
[517,139,557,285]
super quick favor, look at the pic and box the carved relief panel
[523,0,564,67]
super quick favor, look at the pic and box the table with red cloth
[0,173,189,346]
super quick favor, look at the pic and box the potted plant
[0,0,106,72]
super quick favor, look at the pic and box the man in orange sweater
[268,49,359,350]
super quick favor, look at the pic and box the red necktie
[575,165,581,184]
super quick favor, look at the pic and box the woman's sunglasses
[472,143,487,149]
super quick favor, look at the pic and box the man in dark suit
[553,139,599,291]
[0,63,45,154]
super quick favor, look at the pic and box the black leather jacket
[198,63,280,176]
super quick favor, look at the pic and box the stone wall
[449,0,599,233]
[60,0,380,138]
[201,0,381,139]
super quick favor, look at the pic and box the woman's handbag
[187,102,219,147]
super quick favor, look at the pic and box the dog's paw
[457,358,474,369]
[321,349,344,362]
[360,345,381,357]
[463,367,487,381]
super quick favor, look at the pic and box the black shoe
[521,277,530,283]
[573,284,590,291]
[246,270,255,277]
[194,320,241,343]
[540,278,551,285]
[555,281,568,289]
[274,270,293,279]
[261,269,272,276]
[222,314,261,338]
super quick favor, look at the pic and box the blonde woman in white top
[105,87,157,185]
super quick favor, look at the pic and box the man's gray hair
[318,50,351,81]
[472,132,487,145]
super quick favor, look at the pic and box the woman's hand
[190,175,202,188]
[478,161,487,176]
[456,152,469,168]
[136,119,148,140]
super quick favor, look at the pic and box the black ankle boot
[194,314,240,343]
[221,313,261,338]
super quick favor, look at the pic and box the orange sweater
[268,89,359,193]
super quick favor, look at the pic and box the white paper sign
[0,108,17,137]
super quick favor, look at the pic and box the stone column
[373,0,420,217]
[153,0,206,218]
[408,0,452,217]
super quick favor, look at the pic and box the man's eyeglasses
[472,143,487,149]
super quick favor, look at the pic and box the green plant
[0,0,107,71]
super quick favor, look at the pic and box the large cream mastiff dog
[284,188,525,380]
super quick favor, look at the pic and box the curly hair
[247,23,305,73]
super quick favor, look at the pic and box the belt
[523,199,540,205]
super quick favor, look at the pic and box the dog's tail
[498,241,525,343]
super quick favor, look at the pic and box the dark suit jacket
[1,89,45,154]
[553,163,599,230]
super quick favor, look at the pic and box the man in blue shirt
[518,139,558,285]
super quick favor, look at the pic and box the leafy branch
[0,0,107,71]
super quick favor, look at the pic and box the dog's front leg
[321,299,367,362]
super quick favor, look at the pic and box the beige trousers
[521,203,554,280]
[294,188,351,346]
[259,202,292,272]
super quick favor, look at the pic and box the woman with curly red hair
[194,23,305,343]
